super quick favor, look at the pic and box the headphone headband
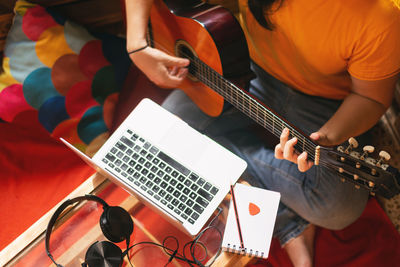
[45,195,109,266]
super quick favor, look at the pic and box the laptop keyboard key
[120,136,134,148]
[159,190,166,197]
[105,153,116,162]
[197,178,205,186]
[173,191,181,198]
[126,149,133,156]
[150,146,159,155]
[196,196,209,208]
[204,182,212,191]
[166,186,174,193]
[191,212,200,220]
[189,192,197,199]
[186,199,194,207]
[179,195,187,202]
[184,208,192,216]
[198,188,213,202]
[144,142,151,149]
[134,165,142,171]
[193,204,204,214]
[182,187,190,195]
[116,142,128,151]
[165,194,173,202]
[152,185,160,193]
[176,183,184,191]
[190,184,199,191]
[174,209,181,215]
[189,173,198,182]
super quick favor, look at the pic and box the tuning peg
[345,137,358,153]
[360,145,375,160]
[376,150,391,167]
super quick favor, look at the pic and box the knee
[309,195,368,230]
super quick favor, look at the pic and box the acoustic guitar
[149,0,400,199]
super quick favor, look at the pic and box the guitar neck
[188,56,318,159]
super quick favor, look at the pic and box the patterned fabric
[0,0,130,154]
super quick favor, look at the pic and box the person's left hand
[274,128,326,172]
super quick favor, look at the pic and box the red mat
[0,111,94,250]
[250,197,400,267]
[0,66,168,251]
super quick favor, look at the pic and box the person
[124,0,400,266]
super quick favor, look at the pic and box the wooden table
[0,173,255,266]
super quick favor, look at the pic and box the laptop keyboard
[101,129,220,225]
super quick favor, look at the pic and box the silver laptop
[61,98,247,236]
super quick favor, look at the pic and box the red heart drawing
[249,202,260,216]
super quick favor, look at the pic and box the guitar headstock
[320,137,400,199]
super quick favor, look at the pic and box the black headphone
[45,195,134,267]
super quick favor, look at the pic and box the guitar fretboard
[186,55,318,160]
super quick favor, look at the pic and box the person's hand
[129,46,190,88]
[274,128,328,172]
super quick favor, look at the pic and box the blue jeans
[162,62,369,245]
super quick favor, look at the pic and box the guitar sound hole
[177,45,193,60]
[175,40,198,81]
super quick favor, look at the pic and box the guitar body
[150,0,252,117]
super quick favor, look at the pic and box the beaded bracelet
[127,43,149,55]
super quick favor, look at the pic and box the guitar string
[186,56,320,156]
[145,41,301,148]
[188,61,344,169]
[183,55,348,172]
[183,57,367,176]
[146,40,359,176]
[148,41,379,190]
[186,61,348,172]
[147,40,335,164]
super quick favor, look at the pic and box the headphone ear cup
[85,241,123,267]
[100,206,134,243]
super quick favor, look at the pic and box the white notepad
[222,183,280,259]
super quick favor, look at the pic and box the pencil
[230,184,245,251]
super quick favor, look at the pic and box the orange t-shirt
[238,0,400,99]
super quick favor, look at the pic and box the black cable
[124,207,224,266]
[126,237,134,267]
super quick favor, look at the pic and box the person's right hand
[129,46,190,88]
